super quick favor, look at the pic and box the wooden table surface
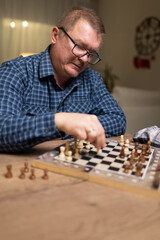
[0,136,160,240]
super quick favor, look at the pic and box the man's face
[50,20,102,82]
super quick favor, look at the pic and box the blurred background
[0,0,160,134]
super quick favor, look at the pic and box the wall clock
[135,16,160,56]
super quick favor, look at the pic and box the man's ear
[51,26,59,44]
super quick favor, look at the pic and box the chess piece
[86,141,90,150]
[146,140,151,155]
[78,140,83,149]
[134,142,139,157]
[19,168,25,179]
[5,165,13,178]
[72,136,77,155]
[124,139,129,154]
[135,162,143,177]
[97,148,102,154]
[24,161,29,173]
[74,148,80,158]
[59,146,65,159]
[129,152,136,165]
[65,141,70,156]
[124,164,130,173]
[119,146,125,158]
[120,135,124,146]
[66,151,72,161]
[29,168,36,180]
[42,169,49,180]
[139,150,146,163]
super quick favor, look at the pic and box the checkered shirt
[0,45,126,152]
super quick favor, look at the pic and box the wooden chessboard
[32,139,160,198]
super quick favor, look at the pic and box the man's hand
[55,112,106,149]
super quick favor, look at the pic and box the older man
[0,6,126,152]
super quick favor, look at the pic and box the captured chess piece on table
[5,165,13,178]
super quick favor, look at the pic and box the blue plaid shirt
[0,45,126,152]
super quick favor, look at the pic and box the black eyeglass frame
[58,27,101,65]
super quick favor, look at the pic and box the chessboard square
[108,166,119,172]
[106,156,116,162]
[89,158,102,163]
[95,163,110,171]
[110,161,123,169]
[115,159,125,164]
[87,161,97,167]
[81,156,92,161]
[94,155,104,159]
[89,150,97,155]
[107,142,118,147]
[102,149,110,154]
[109,150,120,155]
[101,160,112,165]
[107,153,118,158]
[75,159,88,166]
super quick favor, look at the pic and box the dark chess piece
[135,162,143,177]
[119,146,125,158]
[42,169,49,180]
[19,168,25,179]
[24,161,29,173]
[5,165,13,178]
[29,168,36,180]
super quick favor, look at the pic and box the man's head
[50,6,105,87]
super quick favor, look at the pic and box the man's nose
[79,54,88,63]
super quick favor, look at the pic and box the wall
[96,0,160,91]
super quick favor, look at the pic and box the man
[0,6,126,153]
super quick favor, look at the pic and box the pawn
[135,162,143,177]
[119,146,125,158]
[24,161,29,173]
[78,140,83,149]
[146,140,151,155]
[29,168,36,180]
[19,168,25,179]
[86,141,90,150]
[129,152,136,165]
[66,151,72,161]
[5,165,13,178]
[124,163,130,173]
[59,146,65,159]
[42,169,49,180]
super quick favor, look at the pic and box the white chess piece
[59,146,65,159]
[124,139,129,154]
[66,151,72,161]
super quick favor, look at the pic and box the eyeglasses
[58,27,101,65]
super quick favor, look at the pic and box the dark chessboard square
[102,149,110,154]
[87,162,97,167]
[81,156,92,161]
[89,150,97,155]
[115,159,125,164]
[108,166,119,172]
[112,148,120,152]
[107,145,115,148]
[101,160,111,165]
[107,154,117,158]
[94,155,104,159]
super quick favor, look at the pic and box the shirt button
[45,128,49,133]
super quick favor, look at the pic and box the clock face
[135,17,160,56]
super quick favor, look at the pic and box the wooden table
[0,137,160,240]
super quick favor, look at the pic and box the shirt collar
[39,45,54,79]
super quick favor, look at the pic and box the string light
[10,21,16,28]
[22,21,28,27]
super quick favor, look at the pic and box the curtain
[0,0,97,64]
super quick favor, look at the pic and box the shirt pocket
[22,103,50,116]
[62,97,92,113]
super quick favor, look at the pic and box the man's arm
[89,71,126,137]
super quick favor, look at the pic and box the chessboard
[32,137,160,198]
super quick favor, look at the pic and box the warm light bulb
[22,21,28,27]
[10,21,15,28]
